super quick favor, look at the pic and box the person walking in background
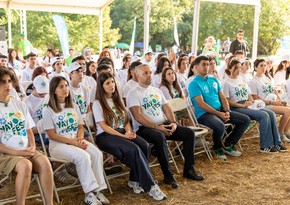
[17,33,33,59]
[229,30,249,57]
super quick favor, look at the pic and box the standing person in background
[84,47,93,62]
[142,50,155,73]
[222,37,231,55]
[229,30,249,57]
[202,36,220,66]
[66,49,75,67]
[118,55,132,86]
[17,33,33,58]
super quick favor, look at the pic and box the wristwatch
[225,110,231,113]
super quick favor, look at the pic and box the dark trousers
[198,111,251,150]
[95,131,155,192]
[137,125,195,176]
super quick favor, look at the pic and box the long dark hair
[127,61,142,81]
[160,67,183,99]
[188,61,195,78]
[48,76,73,113]
[8,49,20,66]
[155,57,171,75]
[96,72,128,127]
[86,61,97,80]
[275,60,287,75]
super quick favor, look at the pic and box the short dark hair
[237,29,244,33]
[72,55,85,63]
[97,64,111,73]
[194,56,209,65]
[234,50,244,55]
[0,54,7,59]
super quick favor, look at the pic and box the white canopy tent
[191,0,261,59]
[0,0,114,52]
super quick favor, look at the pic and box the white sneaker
[84,192,102,205]
[96,192,110,205]
[147,184,167,201]
[281,133,290,143]
[128,181,144,194]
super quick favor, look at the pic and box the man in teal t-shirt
[18,33,32,58]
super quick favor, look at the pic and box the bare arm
[218,91,230,111]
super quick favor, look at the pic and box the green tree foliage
[0,7,120,55]
[111,0,290,55]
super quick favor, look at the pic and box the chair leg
[103,170,113,194]
[34,174,46,205]
[167,142,180,174]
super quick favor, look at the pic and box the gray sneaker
[128,181,144,194]
[281,133,290,143]
[84,192,102,205]
[96,192,110,205]
[147,184,166,201]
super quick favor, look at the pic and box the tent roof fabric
[202,0,260,6]
[0,0,114,15]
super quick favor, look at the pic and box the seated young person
[43,76,109,205]
[0,67,53,205]
[92,72,166,201]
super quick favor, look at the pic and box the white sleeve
[22,102,35,129]
[127,89,140,108]
[152,75,159,87]
[42,107,55,131]
[222,81,230,98]
[248,80,257,95]
[160,90,168,105]
[159,86,173,100]
[21,71,28,82]
[92,100,104,123]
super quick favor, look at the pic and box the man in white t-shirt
[127,64,204,189]
[22,52,37,82]
[72,56,96,103]
[49,57,70,82]
[67,62,91,115]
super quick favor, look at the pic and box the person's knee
[151,132,167,146]
[16,159,32,176]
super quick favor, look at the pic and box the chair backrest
[36,119,48,157]
[167,98,187,112]
[186,97,200,127]
[83,112,96,144]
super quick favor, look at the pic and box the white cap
[239,58,251,64]
[33,75,49,94]
[31,48,38,55]
[51,57,61,66]
[131,56,141,63]
[144,49,153,55]
[225,53,233,61]
[66,62,82,73]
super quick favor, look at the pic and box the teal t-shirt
[188,75,222,119]
[18,40,32,57]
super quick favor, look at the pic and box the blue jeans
[198,111,250,150]
[35,133,49,145]
[231,107,281,149]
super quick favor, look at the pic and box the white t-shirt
[249,75,275,100]
[21,66,34,82]
[0,98,34,150]
[24,94,49,124]
[8,60,23,78]
[49,72,70,82]
[118,69,128,87]
[184,75,196,97]
[69,84,91,115]
[159,85,181,100]
[81,75,97,103]
[218,63,227,81]
[176,71,187,88]
[222,78,251,102]
[127,85,167,131]
[122,79,138,99]
[42,104,84,147]
[10,88,21,101]
[152,73,162,88]
[92,99,126,135]
[274,70,286,86]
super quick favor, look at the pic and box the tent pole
[99,8,103,53]
[252,3,260,60]
[144,0,150,51]
[191,0,200,55]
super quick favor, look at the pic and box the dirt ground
[2,129,290,205]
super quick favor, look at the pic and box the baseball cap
[239,58,251,64]
[225,53,233,61]
[33,75,49,94]
[51,57,61,66]
[67,62,82,73]
[131,55,141,63]
[280,55,290,62]
[144,49,153,55]
[20,33,25,37]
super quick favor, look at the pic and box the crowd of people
[1,29,290,204]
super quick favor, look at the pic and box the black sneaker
[275,144,288,152]
[259,147,279,154]
[104,165,123,175]
[163,174,179,189]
